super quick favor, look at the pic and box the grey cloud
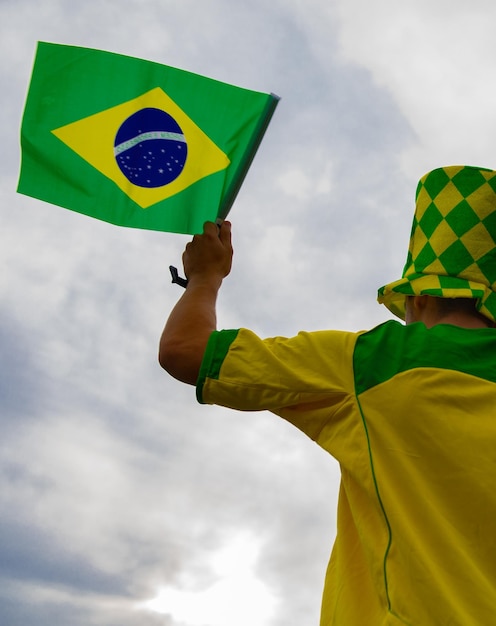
[0,520,127,595]
[0,312,45,421]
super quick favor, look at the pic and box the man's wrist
[185,272,224,292]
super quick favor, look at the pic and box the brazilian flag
[17,42,279,234]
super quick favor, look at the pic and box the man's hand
[183,221,233,287]
[158,221,233,385]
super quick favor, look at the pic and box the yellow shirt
[197,320,496,625]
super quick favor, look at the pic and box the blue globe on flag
[114,108,188,188]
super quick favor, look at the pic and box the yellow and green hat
[378,165,496,322]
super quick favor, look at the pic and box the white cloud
[276,159,334,200]
[332,0,496,172]
[140,532,277,626]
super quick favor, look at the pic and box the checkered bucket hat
[378,165,496,322]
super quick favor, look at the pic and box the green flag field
[18,42,279,234]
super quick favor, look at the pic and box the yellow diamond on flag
[52,87,231,209]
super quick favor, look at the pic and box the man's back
[321,320,496,624]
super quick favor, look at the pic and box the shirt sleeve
[197,327,359,442]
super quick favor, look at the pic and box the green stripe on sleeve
[196,329,240,404]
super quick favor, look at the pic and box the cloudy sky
[2,0,496,624]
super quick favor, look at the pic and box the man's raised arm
[158,221,233,385]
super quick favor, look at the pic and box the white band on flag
[115,131,186,156]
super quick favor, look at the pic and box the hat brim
[377,273,493,321]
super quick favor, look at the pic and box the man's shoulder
[353,319,496,393]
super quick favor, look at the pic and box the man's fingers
[218,221,232,247]
[202,221,220,236]
[199,220,232,249]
